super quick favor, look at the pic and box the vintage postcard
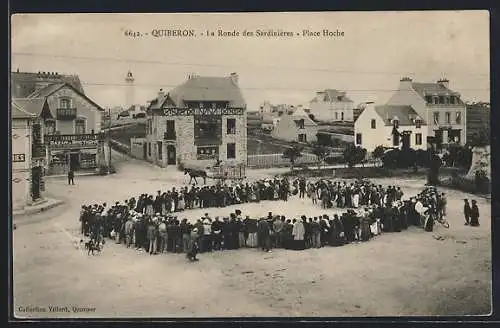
[10,11,491,318]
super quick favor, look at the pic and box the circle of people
[79,177,480,258]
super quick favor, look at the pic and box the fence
[247,152,318,169]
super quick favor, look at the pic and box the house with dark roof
[271,107,318,143]
[11,99,47,209]
[386,77,467,149]
[12,75,106,174]
[309,89,355,123]
[145,73,247,168]
[354,103,428,152]
[11,70,85,98]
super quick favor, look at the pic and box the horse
[184,168,207,185]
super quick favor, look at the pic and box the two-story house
[309,89,355,123]
[26,82,106,174]
[386,77,467,150]
[145,73,247,168]
[271,107,318,143]
[354,103,428,153]
[11,99,47,210]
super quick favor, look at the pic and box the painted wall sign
[12,154,26,162]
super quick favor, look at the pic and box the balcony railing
[56,108,77,120]
[164,132,176,140]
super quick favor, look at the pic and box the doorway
[143,143,148,160]
[69,152,80,171]
[167,145,176,165]
[401,133,411,149]
[31,166,42,201]
[434,130,443,151]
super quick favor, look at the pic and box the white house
[309,89,355,123]
[354,103,428,153]
[386,77,467,149]
[271,107,318,143]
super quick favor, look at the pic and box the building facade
[309,89,355,123]
[145,73,247,168]
[386,77,467,149]
[11,100,46,210]
[271,108,318,143]
[354,103,428,153]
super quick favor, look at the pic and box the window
[75,119,86,134]
[335,112,338,120]
[227,143,236,159]
[425,95,433,104]
[197,146,218,160]
[450,96,456,104]
[295,119,305,129]
[415,133,422,145]
[434,97,439,105]
[227,118,236,134]
[456,112,461,124]
[371,119,376,129]
[148,143,151,157]
[445,112,451,124]
[157,142,162,160]
[298,133,307,142]
[45,120,56,135]
[165,120,176,139]
[356,133,362,145]
[393,119,399,129]
[59,98,71,108]
[415,119,422,128]
[341,112,344,121]
[433,112,440,125]
[438,96,445,104]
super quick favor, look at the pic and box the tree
[312,142,328,169]
[343,144,367,168]
[282,145,303,170]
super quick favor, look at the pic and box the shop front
[45,133,105,175]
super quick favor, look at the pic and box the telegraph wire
[11,51,490,77]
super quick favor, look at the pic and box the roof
[11,100,37,119]
[11,71,85,98]
[27,82,104,112]
[373,105,426,126]
[311,89,353,103]
[411,82,462,102]
[11,98,48,117]
[153,75,246,109]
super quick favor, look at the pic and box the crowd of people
[78,177,479,260]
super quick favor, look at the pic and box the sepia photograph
[10,11,491,318]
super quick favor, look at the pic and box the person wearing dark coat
[470,200,480,227]
[463,199,472,225]
[257,218,271,252]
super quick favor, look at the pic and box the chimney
[230,72,239,85]
[437,78,449,89]
[399,76,413,90]
[158,88,165,98]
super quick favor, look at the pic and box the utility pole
[108,107,112,170]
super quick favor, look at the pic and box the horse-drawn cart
[183,161,246,185]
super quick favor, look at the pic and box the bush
[342,144,367,168]
[372,145,386,160]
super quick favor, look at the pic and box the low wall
[247,152,318,169]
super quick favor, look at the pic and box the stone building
[145,73,247,168]
[11,99,46,210]
[271,107,318,143]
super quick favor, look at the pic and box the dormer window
[415,118,422,128]
[433,97,439,105]
[59,98,71,109]
[425,95,433,104]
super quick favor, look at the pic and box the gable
[46,85,102,116]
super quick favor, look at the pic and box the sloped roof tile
[374,104,426,126]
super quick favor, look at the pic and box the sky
[11,11,490,110]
